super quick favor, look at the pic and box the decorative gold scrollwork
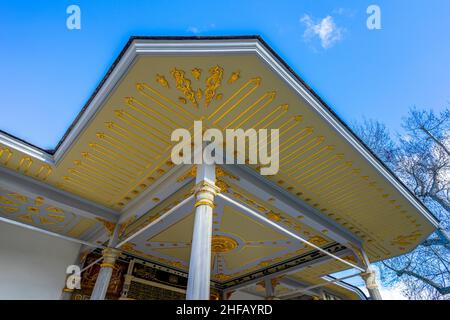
[211,235,239,253]
[191,68,202,80]
[228,71,240,84]
[17,157,33,173]
[156,74,170,88]
[35,164,53,180]
[204,65,224,107]
[0,147,12,165]
[171,68,197,106]
[391,231,422,246]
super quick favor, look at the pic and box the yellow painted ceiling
[0,186,102,240]
[119,178,335,283]
[250,278,361,300]
[288,259,362,300]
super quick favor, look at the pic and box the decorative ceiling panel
[118,176,335,284]
[0,38,436,266]
[288,259,363,299]
[0,186,103,240]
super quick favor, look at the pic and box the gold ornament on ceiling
[17,157,33,173]
[228,71,240,84]
[266,211,282,222]
[214,273,232,281]
[215,166,239,181]
[177,166,238,183]
[34,197,45,206]
[204,66,223,107]
[0,147,13,165]
[172,68,198,106]
[308,236,328,246]
[342,255,357,264]
[391,231,422,246]
[156,65,226,108]
[215,179,230,193]
[96,217,117,235]
[191,68,202,80]
[155,74,170,88]
[0,192,80,231]
[211,235,238,253]
[8,193,28,203]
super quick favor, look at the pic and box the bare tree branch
[419,126,450,156]
[353,108,450,300]
[383,262,450,295]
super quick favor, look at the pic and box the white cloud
[300,14,344,49]
[356,282,408,300]
[187,26,200,34]
[380,282,408,300]
[333,267,408,300]
[187,24,216,35]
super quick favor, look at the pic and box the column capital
[360,269,378,290]
[100,247,121,268]
[194,181,220,208]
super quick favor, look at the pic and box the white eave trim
[0,131,53,164]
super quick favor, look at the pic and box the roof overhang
[0,36,439,288]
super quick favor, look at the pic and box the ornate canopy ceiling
[0,186,102,240]
[118,173,342,286]
[0,37,438,294]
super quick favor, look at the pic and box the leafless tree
[352,108,449,300]
[400,108,450,212]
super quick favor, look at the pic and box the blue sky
[0,0,449,150]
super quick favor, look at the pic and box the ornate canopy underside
[0,37,437,298]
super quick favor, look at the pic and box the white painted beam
[279,277,321,297]
[0,166,118,222]
[0,215,103,248]
[115,195,194,248]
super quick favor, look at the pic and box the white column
[361,267,382,300]
[360,249,383,300]
[90,247,120,300]
[186,163,219,300]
